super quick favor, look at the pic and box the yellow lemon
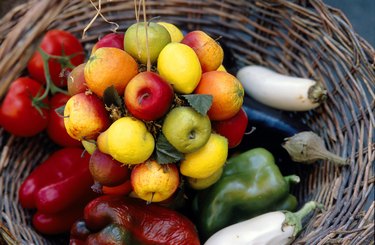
[157,22,184,42]
[157,43,202,94]
[217,64,227,71]
[187,166,223,190]
[180,133,228,178]
[97,117,155,165]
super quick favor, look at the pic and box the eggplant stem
[283,201,324,237]
[308,83,327,104]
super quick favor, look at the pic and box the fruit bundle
[64,20,248,201]
[0,18,248,238]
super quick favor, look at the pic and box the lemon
[180,133,228,178]
[157,22,184,42]
[97,117,155,165]
[187,166,223,190]
[157,43,202,94]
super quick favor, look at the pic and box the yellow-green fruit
[187,166,223,190]
[180,133,228,178]
[157,22,184,42]
[124,22,171,64]
[157,43,202,94]
[82,140,97,155]
[97,117,155,165]
[162,107,211,154]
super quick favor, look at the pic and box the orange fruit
[194,71,244,120]
[84,47,138,97]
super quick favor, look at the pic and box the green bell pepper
[193,147,300,240]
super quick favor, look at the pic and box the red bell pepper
[70,195,201,245]
[19,147,97,234]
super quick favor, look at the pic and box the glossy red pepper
[70,195,201,245]
[19,147,97,234]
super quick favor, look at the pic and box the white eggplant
[236,65,327,111]
[204,201,322,245]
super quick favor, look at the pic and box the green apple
[124,22,171,64]
[162,106,211,153]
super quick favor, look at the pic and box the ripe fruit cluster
[64,21,248,203]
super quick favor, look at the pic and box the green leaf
[156,133,184,164]
[103,85,125,113]
[55,105,65,118]
[182,94,213,115]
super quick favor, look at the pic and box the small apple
[91,32,124,54]
[181,30,224,72]
[212,107,248,148]
[64,92,111,141]
[162,106,211,153]
[67,63,88,96]
[89,149,130,187]
[131,160,180,202]
[124,22,171,64]
[124,71,174,121]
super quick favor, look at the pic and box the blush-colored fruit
[89,149,130,187]
[131,160,180,203]
[67,63,87,96]
[212,107,248,148]
[181,30,224,72]
[63,93,110,141]
[92,32,124,53]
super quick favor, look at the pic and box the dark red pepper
[19,147,97,234]
[70,195,201,245]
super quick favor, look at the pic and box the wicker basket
[0,0,374,244]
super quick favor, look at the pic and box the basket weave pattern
[0,0,374,244]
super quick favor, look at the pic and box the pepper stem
[283,201,324,238]
[284,175,300,185]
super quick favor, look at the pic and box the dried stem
[282,131,348,166]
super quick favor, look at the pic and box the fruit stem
[142,0,151,71]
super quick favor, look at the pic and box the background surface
[0,0,374,46]
[324,0,374,46]
[0,0,375,46]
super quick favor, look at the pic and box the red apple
[64,92,111,141]
[89,149,130,187]
[130,160,180,203]
[91,33,124,54]
[212,107,248,148]
[124,71,174,121]
[181,30,224,72]
[67,63,88,95]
